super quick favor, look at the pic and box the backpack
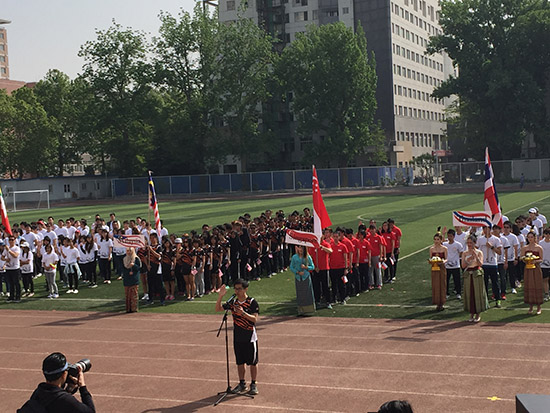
[17,399,48,413]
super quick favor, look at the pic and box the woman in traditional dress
[429,232,448,311]
[521,231,544,315]
[122,247,141,313]
[461,235,488,322]
[289,245,316,316]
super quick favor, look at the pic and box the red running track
[1,310,549,412]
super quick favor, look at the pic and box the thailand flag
[0,187,12,236]
[148,171,162,238]
[285,165,332,248]
[484,148,503,227]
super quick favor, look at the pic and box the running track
[1,310,548,412]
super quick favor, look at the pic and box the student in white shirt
[502,221,520,294]
[529,208,544,237]
[540,228,550,301]
[477,225,503,307]
[55,220,69,239]
[444,229,464,299]
[42,244,59,298]
[62,238,81,293]
[512,223,526,284]
[492,224,510,299]
[65,219,77,240]
[3,235,22,302]
[79,234,98,287]
[19,242,34,297]
[98,230,113,284]
[535,207,547,228]
[454,226,467,247]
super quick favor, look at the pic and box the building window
[64,184,71,193]
[0,56,4,62]
[294,11,308,21]
[1,68,6,74]
[227,0,235,10]
[0,45,4,51]
[312,10,318,19]
[343,7,349,14]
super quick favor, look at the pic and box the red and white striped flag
[148,171,162,237]
[286,165,332,247]
[0,187,12,236]
[484,148,503,227]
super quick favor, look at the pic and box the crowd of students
[429,207,550,321]
[0,210,403,310]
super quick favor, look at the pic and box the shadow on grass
[141,393,252,412]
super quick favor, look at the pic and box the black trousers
[446,268,461,295]
[329,268,346,303]
[358,263,369,291]
[147,263,166,303]
[498,263,507,294]
[312,269,331,304]
[98,258,111,281]
[483,265,501,300]
[506,261,518,290]
[349,265,361,295]
[67,268,79,290]
[6,269,21,301]
[21,272,34,293]
[391,249,399,279]
[383,253,394,282]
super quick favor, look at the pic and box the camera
[65,359,92,393]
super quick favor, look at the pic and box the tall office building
[0,19,10,79]
[219,0,453,167]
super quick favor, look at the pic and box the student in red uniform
[342,228,358,297]
[380,222,396,284]
[367,225,384,289]
[388,218,402,281]
[356,230,371,291]
[329,228,349,304]
[308,228,333,309]
[216,279,260,395]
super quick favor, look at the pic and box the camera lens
[75,359,92,373]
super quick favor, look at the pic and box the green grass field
[3,189,550,323]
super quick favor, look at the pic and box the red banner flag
[0,187,12,236]
[484,148,503,227]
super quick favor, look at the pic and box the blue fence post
[209,175,212,194]
[169,176,173,195]
[271,171,274,191]
[338,169,341,188]
[188,176,191,194]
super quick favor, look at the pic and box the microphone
[225,293,237,305]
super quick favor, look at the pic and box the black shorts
[234,341,259,366]
[542,268,550,278]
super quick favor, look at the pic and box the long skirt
[431,268,447,306]
[524,266,544,305]
[295,276,316,315]
[125,285,139,312]
[463,269,489,314]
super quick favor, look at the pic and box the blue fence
[111,166,414,197]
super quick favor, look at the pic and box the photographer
[20,352,95,413]
[216,279,259,395]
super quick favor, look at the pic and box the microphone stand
[214,306,254,406]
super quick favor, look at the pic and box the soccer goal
[11,189,50,212]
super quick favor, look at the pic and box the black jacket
[30,382,95,413]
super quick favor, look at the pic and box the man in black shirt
[20,352,95,413]
[216,278,260,395]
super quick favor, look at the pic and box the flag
[113,234,146,249]
[0,187,12,236]
[285,165,332,247]
[484,148,503,227]
[452,211,492,227]
[148,171,162,237]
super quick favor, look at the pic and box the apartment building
[219,0,452,167]
[0,19,10,79]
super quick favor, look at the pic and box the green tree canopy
[428,0,550,159]
[277,22,384,168]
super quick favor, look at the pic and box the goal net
[10,190,50,212]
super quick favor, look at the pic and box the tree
[8,87,55,178]
[78,21,155,177]
[0,90,15,176]
[277,22,383,168]
[428,0,550,159]
[34,69,81,176]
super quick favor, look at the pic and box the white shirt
[443,240,463,269]
[79,243,97,264]
[496,235,509,264]
[531,218,543,236]
[66,226,77,240]
[59,246,69,266]
[19,250,33,273]
[23,232,38,252]
[477,235,501,267]
[517,233,526,247]
[502,233,519,261]
[64,247,80,265]
[124,228,133,235]
[2,245,21,270]
[538,214,547,226]
[0,255,5,272]
[540,239,550,268]
[42,251,59,270]
[98,239,113,259]
[44,231,58,243]
[55,227,69,238]
[80,226,90,237]
[454,232,467,247]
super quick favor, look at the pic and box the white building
[219,0,453,167]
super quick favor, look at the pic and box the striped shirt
[232,296,259,343]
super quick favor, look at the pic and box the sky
[2,0,197,81]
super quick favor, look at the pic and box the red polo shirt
[357,238,371,263]
[308,240,331,271]
[329,239,348,269]
[342,236,356,265]
[367,233,384,257]
[382,231,396,253]
[391,225,402,248]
